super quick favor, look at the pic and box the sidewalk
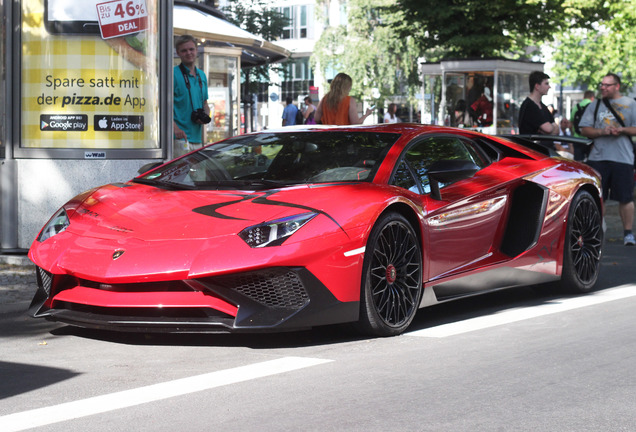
[603,200,627,244]
[0,259,36,308]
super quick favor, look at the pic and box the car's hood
[31,181,391,281]
[65,182,330,241]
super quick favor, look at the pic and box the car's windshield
[136,131,399,190]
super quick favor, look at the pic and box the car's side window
[392,160,421,193]
[400,136,485,194]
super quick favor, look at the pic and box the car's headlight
[37,208,70,242]
[239,212,317,247]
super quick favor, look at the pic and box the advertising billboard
[21,0,159,150]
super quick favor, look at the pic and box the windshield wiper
[132,178,195,190]
[193,179,298,189]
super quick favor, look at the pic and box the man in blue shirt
[174,35,210,156]
[282,96,299,126]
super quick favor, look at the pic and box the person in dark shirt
[518,71,570,156]
[518,71,559,135]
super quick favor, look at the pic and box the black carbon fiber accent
[37,267,53,296]
[214,268,309,309]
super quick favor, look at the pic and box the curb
[0,254,33,266]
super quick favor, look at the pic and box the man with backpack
[580,72,636,246]
[570,90,596,161]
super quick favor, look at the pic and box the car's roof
[234,123,491,146]
[259,122,446,134]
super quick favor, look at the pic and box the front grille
[213,268,309,309]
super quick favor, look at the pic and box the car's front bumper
[29,266,359,333]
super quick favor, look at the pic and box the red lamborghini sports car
[28,124,603,336]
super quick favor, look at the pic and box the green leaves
[552,1,636,90]
[313,0,422,104]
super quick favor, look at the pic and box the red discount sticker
[96,0,148,39]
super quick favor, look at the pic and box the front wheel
[357,212,423,336]
[561,190,603,293]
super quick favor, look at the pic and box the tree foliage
[312,0,422,104]
[221,0,287,43]
[311,0,613,105]
[390,0,609,60]
[551,0,636,90]
[390,0,636,91]
[222,0,289,84]
[221,0,290,132]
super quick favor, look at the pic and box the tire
[357,212,423,336]
[561,190,603,293]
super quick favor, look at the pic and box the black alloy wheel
[561,190,603,293]
[357,212,423,336]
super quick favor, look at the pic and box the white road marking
[0,356,332,432]
[408,284,636,338]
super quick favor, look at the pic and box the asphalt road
[1,213,635,432]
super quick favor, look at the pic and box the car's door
[392,134,511,284]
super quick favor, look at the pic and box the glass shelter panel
[204,53,239,143]
[496,72,529,134]
[445,72,494,130]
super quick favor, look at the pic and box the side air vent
[500,182,548,257]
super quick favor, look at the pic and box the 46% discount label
[96,0,148,39]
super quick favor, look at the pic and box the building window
[281,6,293,39]
[281,58,313,82]
[299,5,308,38]
[278,5,312,40]
[280,58,314,101]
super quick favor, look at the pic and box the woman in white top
[384,103,399,123]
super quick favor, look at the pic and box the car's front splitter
[29,266,359,333]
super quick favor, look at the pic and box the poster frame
[13,0,170,160]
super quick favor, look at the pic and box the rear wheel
[357,212,423,336]
[561,190,603,293]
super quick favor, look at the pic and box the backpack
[295,107,304,125]
[572,101,588,135]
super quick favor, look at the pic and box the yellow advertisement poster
[21,0,159,149]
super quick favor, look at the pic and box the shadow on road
[0,361,79,401]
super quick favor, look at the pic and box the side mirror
[427,159,479,200]
[137,162,163,175]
